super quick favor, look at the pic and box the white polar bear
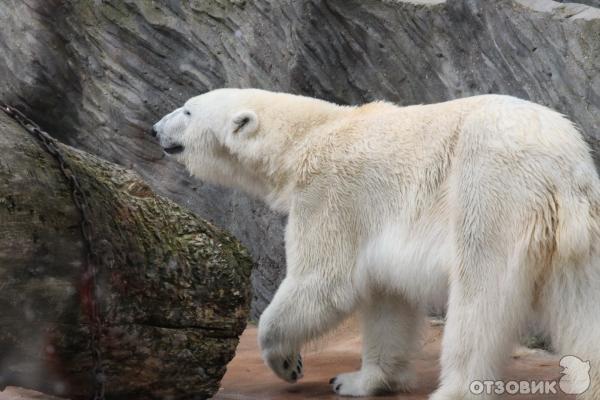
[152,89,600,399]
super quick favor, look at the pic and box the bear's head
[151,88,266,197]
[152,88,345,212]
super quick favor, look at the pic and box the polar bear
[152,89,600,399]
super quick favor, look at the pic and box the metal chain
[1,104,106,400]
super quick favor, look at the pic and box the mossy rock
[0,111,253,399]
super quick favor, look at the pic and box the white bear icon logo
[559,355,591,395]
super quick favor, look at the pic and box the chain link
[2,104,106,400]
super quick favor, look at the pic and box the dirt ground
[214,322,573,400]
[0,322,573,400]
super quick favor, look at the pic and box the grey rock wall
[1,0,598,318]
[556,0,600,8]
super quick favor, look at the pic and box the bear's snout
[150,127,158,137]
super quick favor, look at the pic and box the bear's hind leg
[430,247,534,400]
[331,293,424,396]
[541,259,600,400]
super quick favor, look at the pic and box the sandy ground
[214,322,573,400]
[0,322,573,400]
[0,388,65,400]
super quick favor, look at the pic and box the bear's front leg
[258,194,359,383]
[331,293,423,396]
[258,275,354,383]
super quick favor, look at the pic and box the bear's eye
[184,110,191,116]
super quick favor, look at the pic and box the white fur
[154,89,600,399]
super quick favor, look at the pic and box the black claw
[291,371,297,381]
[329,377,336,384]
[335,384,341,392]
[296,366,301,374]
[283,359,289,369]
[298,358,303,367]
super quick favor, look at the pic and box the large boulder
[0,0,598,317]
[0,109,252,399]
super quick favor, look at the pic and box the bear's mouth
[163,144,185,155]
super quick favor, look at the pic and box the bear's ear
[230,110,258,137]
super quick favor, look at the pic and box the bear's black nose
[150,127,158,137]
